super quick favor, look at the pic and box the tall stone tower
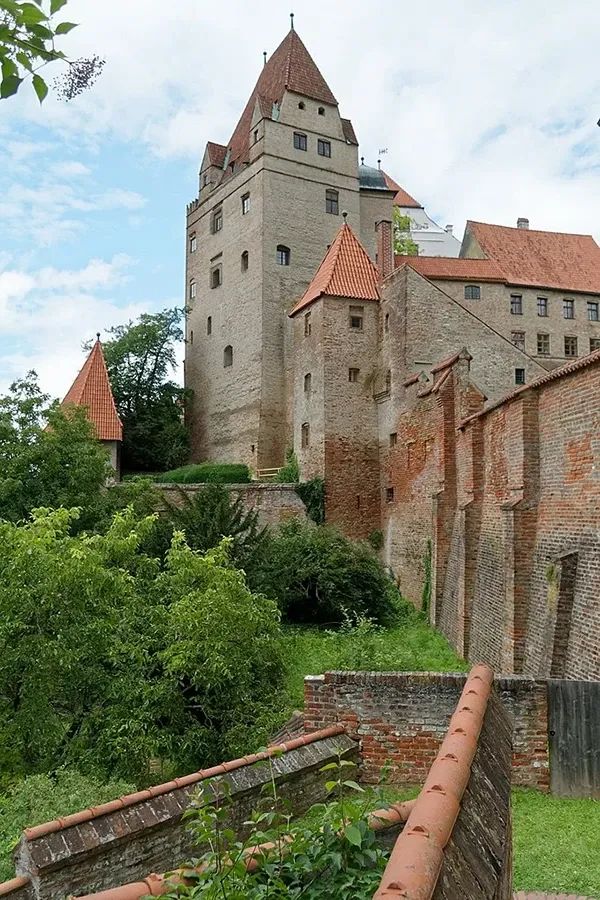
[185,26,364,470]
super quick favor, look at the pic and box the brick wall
[154,482,306,530]
[304,671,549,789]
[6,729,357,900]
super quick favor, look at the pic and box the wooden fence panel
[548,679,600,798]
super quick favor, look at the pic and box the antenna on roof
[263,51,267,66]
[290,11,295,29]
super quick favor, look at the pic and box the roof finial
[377,159,381,170]
[360,156,364,165]
[342,210,348,223]
[263,51,267,66]
[96,332,101,342]
[290,11,294,29]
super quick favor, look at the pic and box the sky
[1,0,599,398]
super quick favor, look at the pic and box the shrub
[295,477,325,525]
[0,769,135,882]
[256,520,399,626]
[158,463,251,485]
[274,449,300,483]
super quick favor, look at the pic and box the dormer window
[293,132,307,151]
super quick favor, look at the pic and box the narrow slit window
[189,279,196,299]
[304,312,312,336]
[301,422,310,448]
[223,345,233,367]
[241,251,249,271]
[207,317,212,336]
[304,373,312,394]
[189,233,197,253]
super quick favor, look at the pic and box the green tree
[0,371,110,523]
[0,0,103,102]
[0,508,285,781]
[393,207,419,256]
[97,308,191,474]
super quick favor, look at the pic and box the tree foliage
[393,207,420,256]
[97,308,191,474]
[0,0,103,102]
[0,508,286,781]
[0,371,110,523]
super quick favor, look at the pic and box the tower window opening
[224,345,233,367]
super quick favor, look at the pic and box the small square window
[563,299,574,319]
[318,139,331,158]
[465,284,480,300]
[348,367,360,383]
[212,208,223,233]
[189,233,197,253]
[211,266,222,289]
[537,297,548,316]
[511,331,525,352]
[386,487,394,503]
[587,301,599,322]
[294,132,307,151]
[349,306,364,330]
[241,193,250,215]
[304,312,312,336]
[301,422,310,449]
[325,189,339,215]
[564,336,578,357]
[590,338,600,353]
[389,432,397,447]
[537,333,550,356]
[510,294,523,315]
[189,279,196,299]
[515,368,526,385]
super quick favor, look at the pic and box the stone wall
[304,671,549,790]
[154,482,306,530]
[6,727,356,900]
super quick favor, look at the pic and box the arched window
[207,317,212,335]
[241,251,249,271]
[276,245,291,266]
[224,345,233,368]
[301,422,310,448]
[304,373,312,394]
[465,284,480,300]
[189,279,196,299]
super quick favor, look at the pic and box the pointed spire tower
[60,336,123,476]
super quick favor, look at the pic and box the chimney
[445,224,453,234]
[376,219,394,280]
[517,217,529,230]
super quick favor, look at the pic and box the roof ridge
[60,340,122,442]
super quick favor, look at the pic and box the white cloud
[50,160,91,178]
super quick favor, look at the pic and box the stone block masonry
[154,482,306,529]
[304,671,549,790]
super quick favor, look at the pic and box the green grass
[512,788,600,896]
[281,620,468,708]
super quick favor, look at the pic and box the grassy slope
[281,620,468,709]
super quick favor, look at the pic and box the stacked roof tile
[383,172,422,208]
[290,222,379,315]
[397,255,506,282]
[60,339,122,442]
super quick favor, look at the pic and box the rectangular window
[211,266,222,289]
[348,367,360,383]
[325,189,339,215]
[510,294,523,315]
[304,373,312,394]
[564,336,578,357]
[590,338,600,352]
[317,139,331,157]
[386,487,394,503]
[515,368,526,385]
[511,331,525,352]
[563,299,574,319]
[349,306,363,330]
[301,422,310,449]
[293,132,307,151]
[253,129,259,143]
[189,279,196,299]
[241,193,250,215]
[276,245,291,266]
[537,297,548,316]
[464,285,480,300]
[189,233,197,253]
[212,208,223,233]
[537,333,550,356]
[207,317,212,335]
[389,432,397,447]
[587,301,599,322]
[304,312,312,337]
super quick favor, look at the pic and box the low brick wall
[304,671,549,789]
[154,482,307,529]
[7,727,356,900]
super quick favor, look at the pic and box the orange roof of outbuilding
[383,172,422,208]
[60,339,122,442]
[467,220,600,294]
[289,222,379,316]
[396,255,506,282]
[225,29,338,172]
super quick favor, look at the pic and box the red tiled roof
[226,29,337,171]
[467,220,600,294]
[383,172,422,208]
[206,141,227,169]
[396,255,506,282]
[289,223,379,316]
[430,348,472,374]
[341,118,358,146]
[60,339,122,442]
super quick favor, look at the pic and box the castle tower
[185,26,363,471]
